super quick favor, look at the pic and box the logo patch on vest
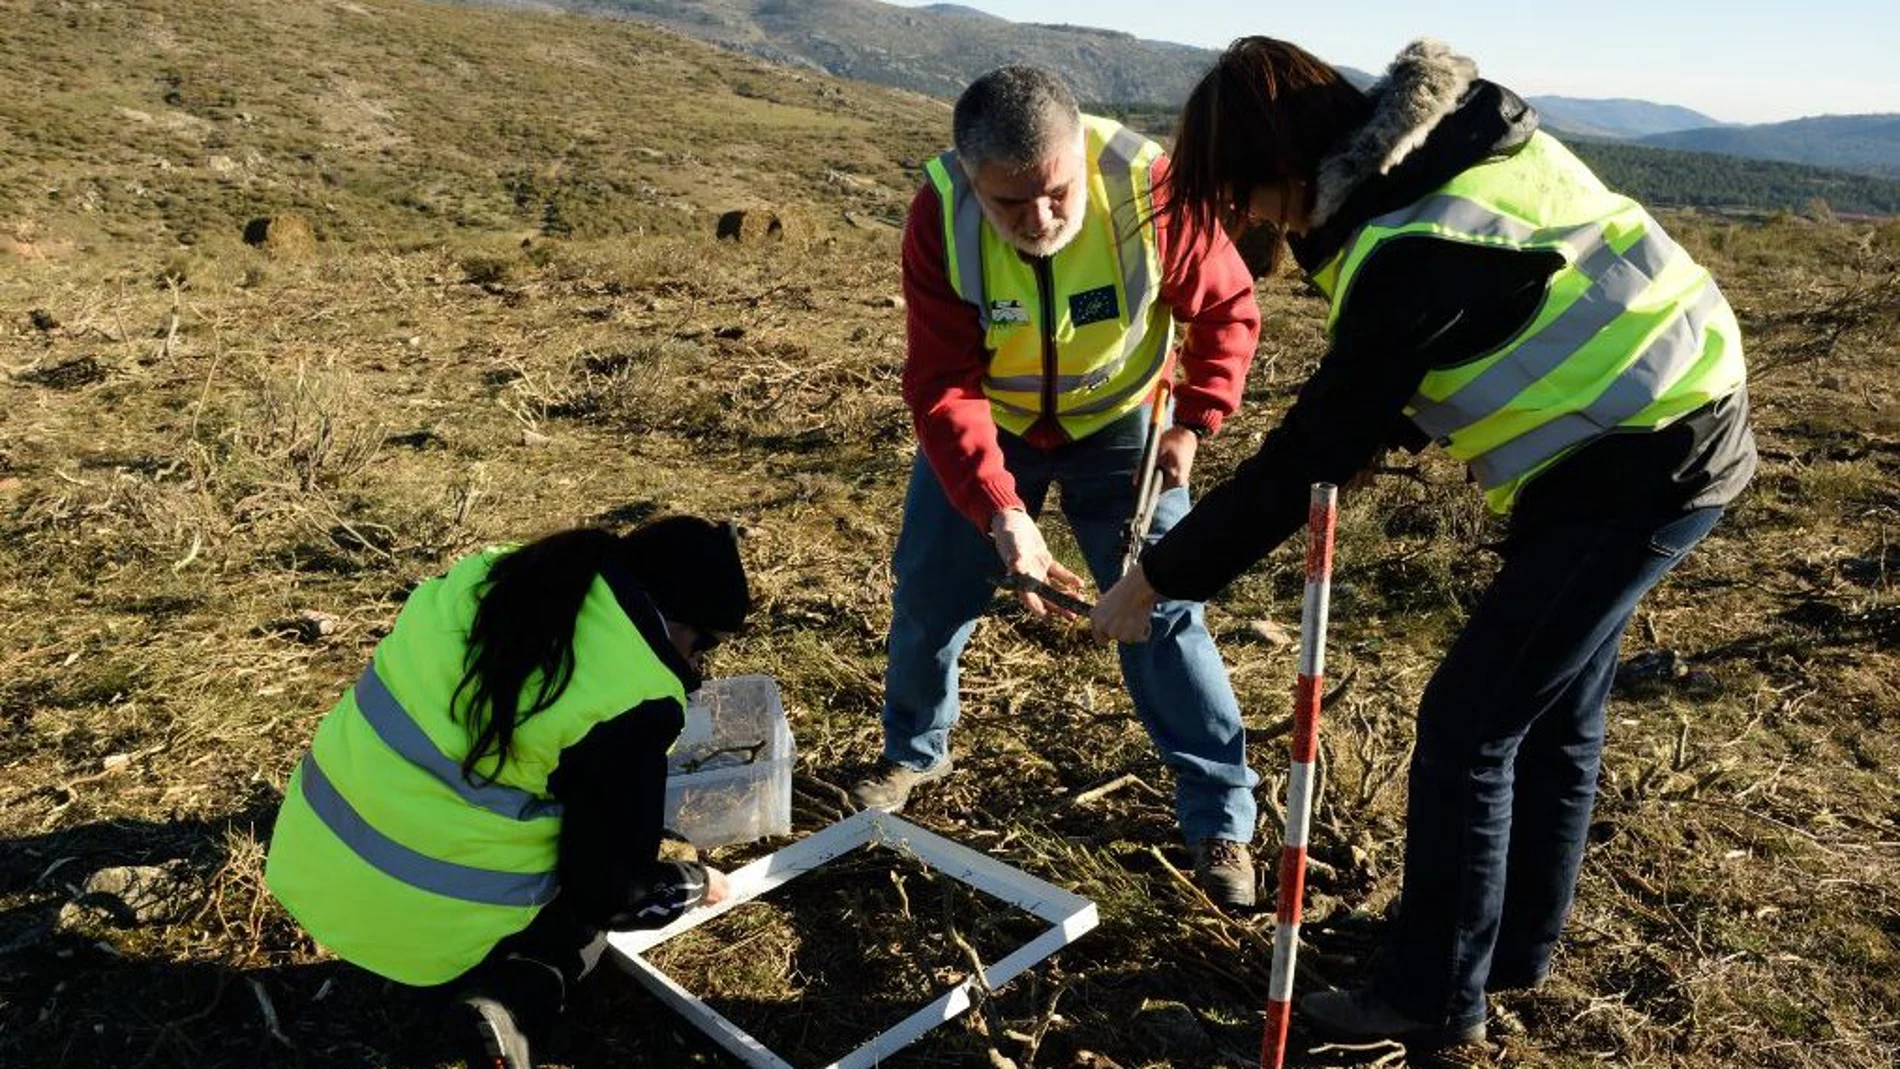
[1068,285,1120,327]
[988,299,1030,325]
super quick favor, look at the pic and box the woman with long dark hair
[267,516,750,1068]
[1093,37,1755,1049]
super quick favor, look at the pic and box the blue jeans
[1376,505,1724,1029]
[882,409,1258,845]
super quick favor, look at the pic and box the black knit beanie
[618,516,750,634]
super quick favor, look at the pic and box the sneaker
[1189,839,1256,909]
[1299,986,1486,1048]
[457,994,533,1069]
[849,757,953,814]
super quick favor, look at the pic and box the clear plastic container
[664,674,794,849]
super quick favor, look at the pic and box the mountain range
[1524,97,1726,140]
[555,0,1227,104]
[1637,114,1900,179]
[548,0,1900,183]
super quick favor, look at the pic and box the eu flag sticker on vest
[1069,285,1120,327]
[989,299,1030,325]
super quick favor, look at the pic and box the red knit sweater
[899,158,1262,529]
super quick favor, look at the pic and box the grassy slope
[2,1,1898,1067]
[0,0,942,248]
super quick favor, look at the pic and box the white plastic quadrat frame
[606,809,1099,1069]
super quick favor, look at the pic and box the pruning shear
[993,572,1096,616]
[1120,321,1177,577]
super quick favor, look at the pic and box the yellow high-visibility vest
[265,548,685,985]
[1311,132,1747,512]
[924,114,1173,440]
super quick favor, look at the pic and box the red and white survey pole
[1261,482,1338,1069]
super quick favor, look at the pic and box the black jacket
[1142,76,1756,602]
[542,562,712,932]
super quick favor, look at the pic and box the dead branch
[1251,715,1295,743]
[1308,1040,1407,1067]
[36,745,168,816]
[1145,846,1278,961]
[247,978,294,1048]
[157,279,182,363]
[1069,773,1159,808]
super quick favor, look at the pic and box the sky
[886,0,1900,124]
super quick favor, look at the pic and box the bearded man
[849,66,1266,908]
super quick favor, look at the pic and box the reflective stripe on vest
[1100,122,1160,373]
[1467,282,1723,488]
[1406,220,1686,441]
[943,156,988,326]
[924,115,1173,439]
[1314,132,1745,512]
[295,754,559,908]
[352,664,563,823]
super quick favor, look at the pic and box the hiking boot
[1300,986,1486,1049]
[1189,839,1256,909]
[849,757,953,814]
[456,994,533,1069]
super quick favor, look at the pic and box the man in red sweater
[850,66,1265,908]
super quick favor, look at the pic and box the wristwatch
[1177,419,1213,440]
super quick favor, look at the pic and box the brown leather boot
[1189,839,1257,909]
[849,757,954,814]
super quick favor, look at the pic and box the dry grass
[3,1,1898,1067]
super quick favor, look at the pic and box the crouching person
[265,517,751,1069]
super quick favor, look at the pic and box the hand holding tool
[992,573,1095,616]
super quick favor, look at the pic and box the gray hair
[952,66,1082,170]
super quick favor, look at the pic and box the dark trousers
[451,896,607,1043]
[1377,506,1723,1028]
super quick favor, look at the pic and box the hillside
[1642,113,1900,179]
[0,0,945,251]
[1528,95,1725,140]
[1562,137,1900,216]
[563,0,1221,105]
[524,0,1896,217]
[4,2,1900,1069]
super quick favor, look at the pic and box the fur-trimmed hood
[1310,39,1480,229]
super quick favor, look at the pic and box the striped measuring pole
[1261,482,1338,1069]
